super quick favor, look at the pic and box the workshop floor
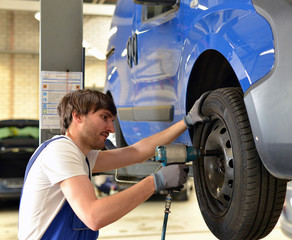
[0,191,290,240]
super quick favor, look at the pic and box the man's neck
[65,131,90,155]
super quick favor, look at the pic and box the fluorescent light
[88,48,106,60]
[82,40,106,60]
[82,40,90,48]
[34,12,40,21]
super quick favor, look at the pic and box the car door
[131,3,183,139]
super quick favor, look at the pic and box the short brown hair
[57,89,117,135]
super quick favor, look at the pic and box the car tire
[192,87,287,240]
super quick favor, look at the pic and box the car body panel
[104,0,292,178]
[181,0,275,92]
[244,0,292,179]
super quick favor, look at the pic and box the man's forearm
[91,176,155,230]
[94,120,187,172]
[133,120,187,162]
[61,175,156,231]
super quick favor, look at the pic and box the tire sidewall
[193,89,259,237]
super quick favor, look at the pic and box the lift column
[40,0,84,143]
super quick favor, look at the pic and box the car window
[142,2,179,22]
[145,5,173,19]
[0,126,39,139]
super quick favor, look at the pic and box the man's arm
[60,164,188,230]
[60,174,156,231]
[93,120,187,172]
[93,91,210,173]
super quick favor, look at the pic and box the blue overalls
[20,136,99,240]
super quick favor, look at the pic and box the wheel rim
[203,118,234,215]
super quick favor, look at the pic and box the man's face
[81,109,115,150]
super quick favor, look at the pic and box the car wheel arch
[185,49,240,114]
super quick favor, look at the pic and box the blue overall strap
[23,136,66,183]
[85,157,91,180]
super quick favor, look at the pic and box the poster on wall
[40,71,83,129]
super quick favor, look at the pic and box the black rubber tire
[192,88,287,240]
[113,117,127,148]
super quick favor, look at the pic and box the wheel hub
[204,120,234,210]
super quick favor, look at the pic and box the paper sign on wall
[40,71,83,129]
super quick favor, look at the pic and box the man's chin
[91,142,105,151]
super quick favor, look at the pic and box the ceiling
[0,0,117,60]
[83,0,117,3]
[0,0,117,16]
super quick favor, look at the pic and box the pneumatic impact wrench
[154,144,222,240]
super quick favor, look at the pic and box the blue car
[104,0,292,239]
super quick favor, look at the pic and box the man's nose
[107,120,115,133]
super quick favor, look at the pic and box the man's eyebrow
[103,111,114,118]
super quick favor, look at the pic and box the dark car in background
[0,120,39,199]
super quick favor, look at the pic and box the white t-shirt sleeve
[86,150,99,171]
[40,138,89,185]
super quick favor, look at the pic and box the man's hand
[151,165,189,192]
[183,91,211,128]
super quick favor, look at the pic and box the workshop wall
[0,10,111,120]
[0,11,39,120]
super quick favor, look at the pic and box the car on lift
[0,120,39,199]
[104,0,292,239]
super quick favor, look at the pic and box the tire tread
[194,87,286,240]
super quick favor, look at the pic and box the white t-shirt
[18,136,99,240]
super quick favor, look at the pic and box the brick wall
[0,11,39,120]
[0,10,111,120]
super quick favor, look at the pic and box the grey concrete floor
[0,191,291,240]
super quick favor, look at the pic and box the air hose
[161,191,172,240]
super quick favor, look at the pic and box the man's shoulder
[49,135,76,147]
[44,135,82,158]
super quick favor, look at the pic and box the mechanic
[18,89,209,240]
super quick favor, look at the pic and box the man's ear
[72,110,82,123]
